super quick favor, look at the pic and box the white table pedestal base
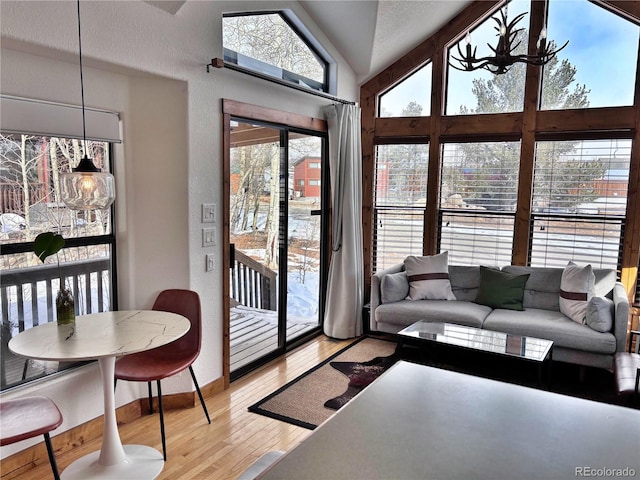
[61,445,164,479]
[61,357,165,479]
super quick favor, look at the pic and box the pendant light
[60,0,115,211]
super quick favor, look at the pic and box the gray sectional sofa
[371,264,630,370]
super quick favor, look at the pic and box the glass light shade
[60,171,115,210]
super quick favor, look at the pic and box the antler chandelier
[450,6,568,75]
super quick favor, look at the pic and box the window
[542,0,639,110]
[298,180,305,186]
[1,133,116,391]
[439,142,520,266]
[373,144,429,272]
[223,11,334,94]
[379,63,432,117]
[309,180,321,186]
[363,0,640,309]
[309,162,321,169]
[530,139,629,269]
[446,0,529,115]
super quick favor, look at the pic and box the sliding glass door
[228,119,326,378]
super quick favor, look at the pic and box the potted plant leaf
[34,232,75,325]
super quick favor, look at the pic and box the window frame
[362,0,640,314]
[222,10,337,95]
[1,137,118,392]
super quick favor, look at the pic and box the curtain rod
[206,58,356,105]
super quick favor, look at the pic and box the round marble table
[9,310,190,480]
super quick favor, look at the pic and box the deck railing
[230,248,277,311]
[1,258,111,388]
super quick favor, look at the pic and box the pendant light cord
[77,0,87,149]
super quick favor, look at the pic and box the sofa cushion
[374,300,492,330]
[404,252,456,301]
[585,296,614,333]
[475,267,529,311]
[560,261,595,324]
[483,308,617,354]
[449,266,481,302]
[381,271,409,304]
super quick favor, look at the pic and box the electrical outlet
[202,203,216,223]
[202,227,216,247]
[206,254,215,272]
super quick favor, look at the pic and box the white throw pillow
[560,261,595,324]
[404,252,456,301]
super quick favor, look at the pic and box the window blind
[438,142,520,265]
[372,144,429,272]
[531,139,629,270]
[0,95,121,143]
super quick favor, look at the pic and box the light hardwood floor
[4,335,353,480]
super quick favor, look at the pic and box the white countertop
[260,361,640,480]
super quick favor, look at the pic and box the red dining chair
[0,396,63,480]
[114,289,211,460]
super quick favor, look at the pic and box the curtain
[323,103,363,339]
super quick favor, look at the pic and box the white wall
[0,0,357,456]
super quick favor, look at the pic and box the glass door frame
[222,100,330,384]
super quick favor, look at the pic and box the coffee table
[397,321,553,386]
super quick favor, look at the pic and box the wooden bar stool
[0,396,63,480]
[614,330,640,405]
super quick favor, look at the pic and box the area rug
[248,337,398,429]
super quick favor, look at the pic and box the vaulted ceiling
[299,0,471,82]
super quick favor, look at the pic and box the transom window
[379,63,432,117]
[542,0,639,110]
[446,0,529,115]
[223,11,334,94]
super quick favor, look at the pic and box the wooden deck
[230,304,318,372]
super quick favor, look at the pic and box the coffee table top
[397,321,553,362]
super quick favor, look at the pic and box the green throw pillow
[475,266,530,311]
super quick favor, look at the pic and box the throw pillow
[560,261,595,324]
[404,252,456,301]
[380,271,409,304]
[585,296,614,333]
[474,266,530,311]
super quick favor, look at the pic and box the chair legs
[148,382,154,415]
[115,370,211,462]
[43,432,61,480]
[189,366,211,424]
[156,380,167,461]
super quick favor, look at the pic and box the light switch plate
[206,254,215,272]
[202,227,216,247]
[202,203,215,223]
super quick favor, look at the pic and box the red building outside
[293,156,322,199]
